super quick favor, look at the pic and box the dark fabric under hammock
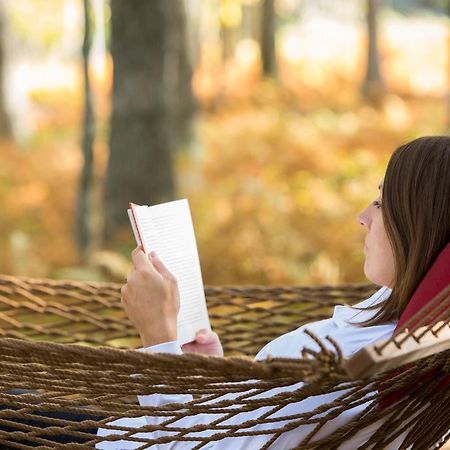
[0,275,448,449]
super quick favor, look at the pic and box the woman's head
[359,135,450,324]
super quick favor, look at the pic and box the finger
[195,329,215,343]
[149,252,174,279]
[126,269,140,285]
[120,284,129,303]
[131,247,155,271]
[126,270,134,283]
[181,342,194,352]
[195,328,209,339]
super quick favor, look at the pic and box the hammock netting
[0,275,448,449]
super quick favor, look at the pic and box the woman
[97,135,450,449]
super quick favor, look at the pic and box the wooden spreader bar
[343,320,450,379]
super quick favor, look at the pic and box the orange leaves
[180,79,446,286]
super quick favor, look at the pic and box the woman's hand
[182,329,224,357]
[121,248,180,347]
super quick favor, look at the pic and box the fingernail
[149,251,157,258]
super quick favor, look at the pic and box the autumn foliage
[0,41,447,286]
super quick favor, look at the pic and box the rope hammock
[0,274,448,449]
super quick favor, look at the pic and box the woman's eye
[372,200,382,209]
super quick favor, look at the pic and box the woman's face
[358,182,395,287]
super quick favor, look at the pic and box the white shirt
[97,287,411,449]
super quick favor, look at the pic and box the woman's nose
[358,206,371,228]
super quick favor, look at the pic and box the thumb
[149,252,173,279]
[196,329,214,343]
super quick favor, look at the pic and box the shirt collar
[332,286,392,328]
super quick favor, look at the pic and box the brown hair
[364,136,450,325]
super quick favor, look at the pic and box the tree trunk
[165,0,196,151]
[242,3,260,43]
[76,0,95,259]
[260,0,277,79]
[220,21,234,62]
[362,0,385,102]
[104,0,176,241]
[0,0,11,139]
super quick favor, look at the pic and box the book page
[127,199,210,345]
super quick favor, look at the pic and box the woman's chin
[364,264,392,287]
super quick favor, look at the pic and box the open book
[127,199,211,345]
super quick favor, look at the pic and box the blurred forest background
[0,0,448,286]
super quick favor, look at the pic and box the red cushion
[396,243,450,331]
[379,242,450,408]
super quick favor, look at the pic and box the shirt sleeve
[139,341,183,355]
